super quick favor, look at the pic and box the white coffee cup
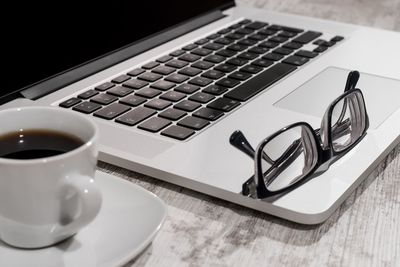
[0,106,102,248]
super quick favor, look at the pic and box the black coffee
[0,129,84,160]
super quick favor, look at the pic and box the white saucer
[0,171,167,267]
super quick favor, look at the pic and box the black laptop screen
[2,1,233,102]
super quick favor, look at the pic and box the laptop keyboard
[59,19,343,141]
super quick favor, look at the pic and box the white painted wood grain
[97,1,400,266]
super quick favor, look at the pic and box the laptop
[2,1,400,224]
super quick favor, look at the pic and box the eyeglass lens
[259,125,318,192]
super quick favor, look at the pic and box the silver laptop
[2,1,400,224]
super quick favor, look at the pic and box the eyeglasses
[230,70,369,199]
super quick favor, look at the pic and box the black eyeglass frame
[231,86,369,199]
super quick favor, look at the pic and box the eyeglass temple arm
[344,71,360,92]
[230,130,274,164]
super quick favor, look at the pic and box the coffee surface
[0,129,83,160]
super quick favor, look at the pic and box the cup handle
[58,175,102,236]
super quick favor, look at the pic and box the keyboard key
[182,43,198,51]
[194,38,209,45]
[189,92,215,103]
[248,46,269,54]
[189,77,213,87]
[240,65,262,74]
[178,116,210,130]
[258,29,276,36]
[122,79,148,89]
[245,21,268,30]
[283,42,303,50]
[191,61,214,70]
[331,35,344,42]
[203,43,224,51]
[203,84,228,95]
[259,41,279,48]
[314,46,328,53]
[95,82,115,91]
[278,31,298,38]
[216,49,237,57]
[235,28,254,35]
[226,44,247,52]
[170,49,185,57]
[214,37,234,45]
[160,91,186,102]
[227,44,248,52]
[217,28,232,34]
[151,80,176,91]
[214,63,237,73]
[269,36,288,43]
[267,25,303,33]
[120,95,147,107]
[115,107,157,126]
[201,69,225,80]
[193,107,224,121]
[178,67,202,77]
[106,86,134,97]
[59,97,81,108]
[179,53,201,62]
[191,48,212,56]
[138,72,162,82]
[262,53,283,61]
[142,61,160,70]
[237,52,258,60]
[293,31,322,44]
[206,33,221,40]
[207,97,240,112]
[226,58,248,66]
[273,47,293,55]
[72,101,102,114]
[252,58,274,67]
[152,65,175,75]
[127,68,145,77]
[159,108,187,121]
[161,125,195,140]
[138,117,172,132]
[112,74,131,84]
[78,89,99,99]
[144,98,172,110]
[90,94,118,105]
[156,55,173,63]
[237,39,258,46]
[225,63,296,101]
[225,33,244,40]
[282,55,309,66]
[228,71,251,81]
[248,34,267,41]
[166,59,189,69]
[175,84,200,94]
[174,100,201,112]
[93,103,131,120]
[295,50,318,58]
[216,78,240,88]
[204,54,225,63]
[135,87,162,98]
[165,73,189,83]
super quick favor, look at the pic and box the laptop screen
[2,1,233,103]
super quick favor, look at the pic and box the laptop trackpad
[275,67,400,129]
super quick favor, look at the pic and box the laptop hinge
[19,9,228,102]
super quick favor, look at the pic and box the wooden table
[99,1,400,266]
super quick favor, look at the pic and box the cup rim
[0,106,98,165]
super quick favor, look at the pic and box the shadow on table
[98,144,399,248]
